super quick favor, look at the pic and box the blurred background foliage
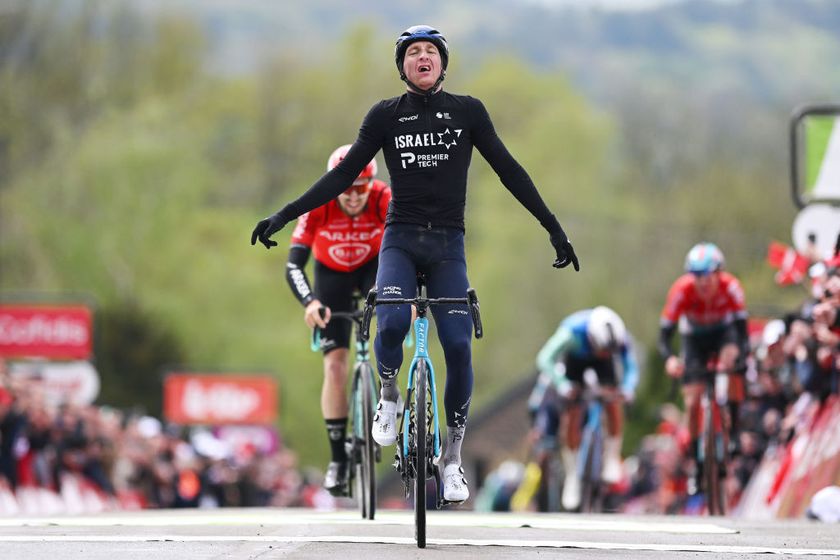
[0,0,834,467]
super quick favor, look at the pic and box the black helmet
[394,25,449,79]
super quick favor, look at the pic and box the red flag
[766,242,809,286]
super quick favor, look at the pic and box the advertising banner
[8,360,100,406]
[0,305,93,360]
[164,373,278,425]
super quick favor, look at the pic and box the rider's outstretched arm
[252,107,385,248]
[470,98,578,271]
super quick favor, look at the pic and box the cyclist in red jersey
[657,242,749,495]
[285,144,391,495]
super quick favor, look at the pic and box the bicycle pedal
[441,498,466,507]
[325,482,349,498]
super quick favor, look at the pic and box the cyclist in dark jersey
[252,25,579,503]
[285,145,390,496]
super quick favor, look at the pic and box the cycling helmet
[327,144,377,181]
[684,242,725,275]
[394,25,449,80]
[587,306,627,353]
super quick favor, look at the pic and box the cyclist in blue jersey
[532,306,639,511]
[252,25,579,503]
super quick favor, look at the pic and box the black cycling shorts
[564,353,618,387]
[681,324,741,384]
[314,258,378,353]
[533,393,561,448]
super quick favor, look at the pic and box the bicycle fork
[697,374,727,473]
[394,317,443,499]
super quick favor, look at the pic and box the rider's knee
[719,343,739,369]
[564,385,583,406]
[682,385,702,408]
[324,351,349,381]
[600,386,620,403]
[441,334,471,365]
[376,313,411,348]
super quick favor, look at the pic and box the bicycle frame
[577,372,605,513]
[403,315,442,467]
[361,278,482,548]
[311,305,379,519]
[698,370,728,516]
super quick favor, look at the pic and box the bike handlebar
[359,287,483,342]
[311,307,367,351]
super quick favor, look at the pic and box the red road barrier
[737,396,840,519]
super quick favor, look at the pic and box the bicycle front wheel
[414,359,428,549]
[358,362,377,520]
[579,428,603,514]
[703,402,726,516]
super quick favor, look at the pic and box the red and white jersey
[660,272,748,335]
[290,180,391,272]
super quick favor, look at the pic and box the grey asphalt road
[0,508,838,559]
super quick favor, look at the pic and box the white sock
[380,377,399,402]
[443,425,466,466]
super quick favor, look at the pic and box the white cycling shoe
[562,472,582,511]
[602,436,624,484]
[372,399,398,446]
[561,448,581,511]
[443,463,469,503]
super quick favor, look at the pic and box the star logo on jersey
[437,128,462,150]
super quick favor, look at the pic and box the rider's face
[403,41,442,90]
[693,271,720,299]
[337,180,371,217]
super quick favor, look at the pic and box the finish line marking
[0,534,837,555]
[0,510,736,534]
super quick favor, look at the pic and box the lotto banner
[0,304,93,360]
[164,373,278,425]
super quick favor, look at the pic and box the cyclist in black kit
[252,25,579,503]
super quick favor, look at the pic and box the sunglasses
[342,180,372,196]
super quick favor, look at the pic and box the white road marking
[0,509,736,534]
[0,534,837,555]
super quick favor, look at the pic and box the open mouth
[418,64,431,73]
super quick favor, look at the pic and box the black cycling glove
[251,207,294,249]
[550,227,580,271]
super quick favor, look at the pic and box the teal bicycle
[361,274,482,548]
[312,299,380,520]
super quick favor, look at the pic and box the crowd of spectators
[474,236,840,516]
[623,236,840,515]
[0,358,334,515]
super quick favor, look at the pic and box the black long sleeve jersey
[280,90,562,234]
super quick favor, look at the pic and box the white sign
[792,204,840,261]
[9,360,101,406]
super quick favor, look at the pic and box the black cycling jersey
[280,90,562,234]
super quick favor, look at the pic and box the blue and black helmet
[684,242,725,274]
[394,25,449,79]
